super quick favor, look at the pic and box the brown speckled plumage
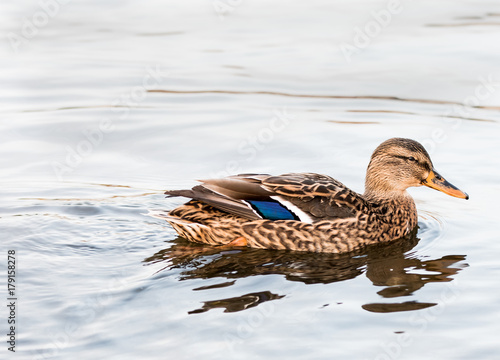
[151,138,468,253]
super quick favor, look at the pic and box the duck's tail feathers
[147,209,192,224]
[147,209,224,245]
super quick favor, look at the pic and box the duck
[151,138,468,253]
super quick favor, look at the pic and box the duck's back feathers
[261,173,364,220]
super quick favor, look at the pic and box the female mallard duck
[152,138,468,253]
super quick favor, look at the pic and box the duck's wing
[260,173,367,221]
[165,173,367,223]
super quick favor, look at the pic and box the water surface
[2,1,500,359]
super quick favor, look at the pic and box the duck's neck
[363,187,411,203]
[364,165,411,201]
[363,188,418,231]
[364,164,418,232]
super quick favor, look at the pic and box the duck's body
[153,138,467,253]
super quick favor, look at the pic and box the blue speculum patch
[247,200,297,220]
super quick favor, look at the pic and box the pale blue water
[1,1,500,359]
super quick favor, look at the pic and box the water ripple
[417,209,446,252]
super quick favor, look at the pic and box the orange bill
[422,169,469,200]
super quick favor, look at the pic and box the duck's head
[364,138,468,200]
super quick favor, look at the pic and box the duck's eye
[407,156,417,162]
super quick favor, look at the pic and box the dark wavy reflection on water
[143,228,467,314]
[188,291,285,314]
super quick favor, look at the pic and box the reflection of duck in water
[151,138,468,253]
[144,230,467,314]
